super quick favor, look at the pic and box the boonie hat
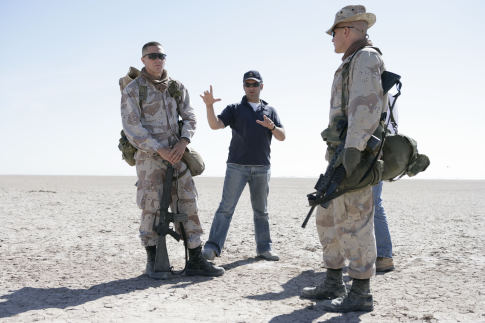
[326,5,376,35]
[243,70,263,83]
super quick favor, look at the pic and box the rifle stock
[154,234,171,273]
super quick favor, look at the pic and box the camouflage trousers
[316,186,376,279]
[135,153,203,249]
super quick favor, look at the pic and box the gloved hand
[343,147,361,176]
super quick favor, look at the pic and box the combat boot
[321,278,373,313]
[186,246,225,277]
[144,246,169,280]
[301,268,347,300]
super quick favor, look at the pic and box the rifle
[302,142,347,228]
[153,162,188,277]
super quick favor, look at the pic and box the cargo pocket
[136,187,160,212]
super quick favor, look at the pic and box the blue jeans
[373,181,393,258]
[204,163,272,255]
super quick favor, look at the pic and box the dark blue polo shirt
[218,96,283,166]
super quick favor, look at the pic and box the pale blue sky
[1,0,484,179]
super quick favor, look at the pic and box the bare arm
[256,115,286,141]
[200,85,225,130]
[272,125,286,141]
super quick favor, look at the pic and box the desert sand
[0,176,484,322]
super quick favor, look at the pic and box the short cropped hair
[142,41,162,56]
[349,21,368,37]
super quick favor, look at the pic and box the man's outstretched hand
[200,85,221,106]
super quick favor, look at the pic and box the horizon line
[0,174,483,181]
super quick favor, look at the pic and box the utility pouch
[182,146,205,177]
[118,130,137,166]
[177,120,205,177]
[321,116,348,146]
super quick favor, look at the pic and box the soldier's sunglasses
[331,26,354,37]
[244,82,261,88]
[144,53,167,60]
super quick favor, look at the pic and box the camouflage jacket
[120,75,196,155]
[329,47,387,152]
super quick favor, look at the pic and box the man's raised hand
[200,85,222,106]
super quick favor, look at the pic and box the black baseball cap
[243,70,263,83]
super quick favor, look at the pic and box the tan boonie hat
[326,5,376,35]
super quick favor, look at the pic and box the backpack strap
[389,106,398,133]
[340,46,379,115]
[134,78,147,118]
[167,78,187,138]
[167,79,183,109]
[139,84,147,107]
[380,70,401,126]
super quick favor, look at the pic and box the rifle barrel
[302,205,316,228]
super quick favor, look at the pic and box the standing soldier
[301,6,386,312]
[120,41,224,279]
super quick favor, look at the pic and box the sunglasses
[144,53,167,60]
[331,26,354,37]
[244,82,261,88]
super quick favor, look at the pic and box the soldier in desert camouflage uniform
[301,6,387,312]
[121,41,224,278]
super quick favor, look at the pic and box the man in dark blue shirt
[200,70,286,261]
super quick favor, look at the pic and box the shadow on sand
[270,307,365,323]
[245,270,363,323]
[221,257,260,271]
[247,269,352,301]
[0,274,211,318]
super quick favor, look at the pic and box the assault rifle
[302,143,347,228]
[302,117,348,228]
[153,162,188,278]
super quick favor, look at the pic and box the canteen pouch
[118,130,137,166]
[182,146,205,177]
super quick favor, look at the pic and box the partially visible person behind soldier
[374,94,398,273]
[301,6,387,312]
[199,71,285,262]
[120,41,224,279]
